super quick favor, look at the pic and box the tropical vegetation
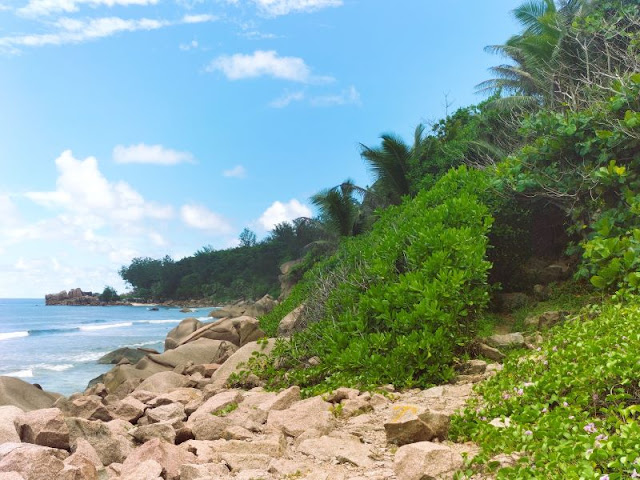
[116,0,640,476]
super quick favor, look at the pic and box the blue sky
[0,0,522,297]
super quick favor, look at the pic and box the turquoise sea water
[0,299,216,396]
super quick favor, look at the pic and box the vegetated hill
[247,0,640,395]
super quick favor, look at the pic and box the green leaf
[590,275,607,289]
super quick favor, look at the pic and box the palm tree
[310,180,364,238]
[478,0,583,109]
[360,124,426,205]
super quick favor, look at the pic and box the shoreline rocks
[1,310,502,479]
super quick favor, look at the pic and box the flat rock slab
[298,435,374,467]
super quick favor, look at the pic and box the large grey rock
[120,438,196,480]
[495,292,530,313]
[0,377,58,412]
[241,386,300,413]
[188,391,242,423]
[266,396,335,438]
[277,304,305,337]
[145,402,185,429]
[179,317,265,348]
[485,333,526,349]
[100,365,154,395]
[477,343,505,361]
[65,417,133,466]
[148,388,203,413]
[0,443,68,480]
[394,441,463,480]
[130,422,176,444]
[134,372,191,395]
[189,415,230,441]
[62,450,99,480]
[164,318,204,351]
[54,395,112,422]
[0,406,22,444]
[209,339,276,390]
[70,438,103,469]
[245,294,277,318]
[14,408,70,450]
[97,348,148,365]
[148,338,237,370]
[108,396,146,423]
[384,404,451,446]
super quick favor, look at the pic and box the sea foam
[6,369,33,378]
[79,322,133,331]
[0,331,29,341]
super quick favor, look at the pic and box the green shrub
[251,167,494,395]
[451,299,640,479]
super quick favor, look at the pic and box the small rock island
[45,288,127,306]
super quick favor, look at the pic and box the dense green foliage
[497,74,640,293]
[98,286,120,302]
[244,168,493,394]
[452,300,640,479]
[119,219,324,302]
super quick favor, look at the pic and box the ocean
[0,298,216,396]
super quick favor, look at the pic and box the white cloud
[310,85,361,107]
[270,90,305,108]
[148,231,167,246]
[18,0,158,17]
[248,0,342,16]
[179,39,198,51]
[113,143,195,165]
[0,14,217,51]
[258,199,311,230]
[222,165,247,178]
[182,13,217,23]
[206,50,333,84]
[25,150,173,224]
[181,204,232,233]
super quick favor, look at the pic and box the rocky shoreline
[0,305,555,479]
